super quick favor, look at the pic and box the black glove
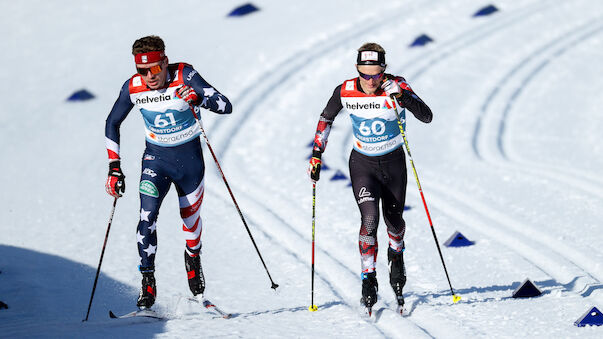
[308,150,322,182]
[106,161,126,197]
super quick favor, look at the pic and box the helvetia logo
[345,102,381,110]
[136,93,172,105]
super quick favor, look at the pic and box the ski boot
[184,251,205,297]
[136,270,156,309]
[388,248,406,315]
[360,271,378,316]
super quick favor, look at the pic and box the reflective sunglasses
[358,71,384,81]
[137,64,163,76]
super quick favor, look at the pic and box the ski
[188,296,232,319]
[109,308,166,320]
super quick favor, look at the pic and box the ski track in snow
[3,1,603,338]
[208,0,603,337]
[205,1,444,336]
[202,0,602,338]
[368,0,603,305]
[393,0,603,307]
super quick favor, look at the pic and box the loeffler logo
[357,187,375,204]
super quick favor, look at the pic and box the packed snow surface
[1,0,603,337]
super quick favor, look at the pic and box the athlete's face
[357,65,385,95]
[136,57,169,90]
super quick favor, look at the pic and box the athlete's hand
[176,85,200,106]
[106,160,125,198]
[308,150,322,182]
[382,79,401,98]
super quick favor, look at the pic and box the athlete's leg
[379,150,408,305]
[349,150,382,275]
[172,144,205,296]
[380,152,407,253]
[137,156,172,272]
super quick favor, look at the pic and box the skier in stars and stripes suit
[104,35,232,309]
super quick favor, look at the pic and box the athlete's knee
[360,214,379,237]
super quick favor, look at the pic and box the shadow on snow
[0,244,167,338]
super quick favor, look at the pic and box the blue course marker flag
[330,170,348,181]
[575,306,603,327]
[67,89,95,101]
[410,34,433,47]
[444,231,475,247]
[227,3,260,17]
[473,4,499,17]
[512,278,542,298]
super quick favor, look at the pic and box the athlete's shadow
[0,244,166,338]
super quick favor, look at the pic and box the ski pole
[389,95,461,303]
[309,182,318,312]
[83,197,118,321]
[192,111,279,291]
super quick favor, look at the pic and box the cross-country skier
[105,35,232,309]
[308,42,432,314]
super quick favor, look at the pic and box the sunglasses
[358,71,384,81]
[137,64,163,76]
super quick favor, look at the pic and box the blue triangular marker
[444,231,475,247]
[67,89,95,101]
[473,4,498,17]
[347,181,353,187]
[575,306,603,327]
[330,170,348,181]
[307,140,315,148]
[410,34,433,47]
[512,278,542,298]
[227,3,259,17]
[403,205,412,211]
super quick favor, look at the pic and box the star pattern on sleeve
[203,87,217,97]
[149,222,157,233]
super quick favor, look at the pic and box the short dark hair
[357,42,385,54]
[132,35,165,55]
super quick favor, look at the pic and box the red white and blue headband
[134,50,165,64]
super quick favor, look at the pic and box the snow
[1,0,603,337]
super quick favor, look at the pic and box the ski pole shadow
[402,279,561,316]
[230,300,345,319]
[0,244,167,338]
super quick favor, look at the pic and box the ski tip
[308,305,318,312]
[109,310,118,318]
[453,294,462,303]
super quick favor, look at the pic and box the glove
[106,160,125,198]
[381,79,401,98]
[176,85,200,106]
[308,150,322,182]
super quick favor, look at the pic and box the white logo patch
[133,76,142,87]
[359,187,371,198]
[345,80,355,91]
[357,187,376,204]
[361,51,378,61]
[143,168,157,177]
